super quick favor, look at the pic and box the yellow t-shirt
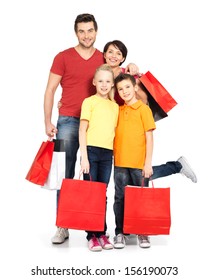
[114,100,156,169]
[80,95,119,150]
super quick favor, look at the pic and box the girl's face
[93,70,114,99]
[104,44,125,68]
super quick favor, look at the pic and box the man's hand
[45,123,58,138]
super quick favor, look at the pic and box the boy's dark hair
[103,40,128,65]
[115,73,136,87]
[74,13,98,32]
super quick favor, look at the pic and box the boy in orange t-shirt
[113,73,156,249]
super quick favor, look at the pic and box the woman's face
[104,44,125,68]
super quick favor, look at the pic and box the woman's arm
[125,63,139,75]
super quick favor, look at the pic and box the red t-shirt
[50,48,104,117]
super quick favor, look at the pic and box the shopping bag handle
[141,177,154,188]
[79,170,93,181]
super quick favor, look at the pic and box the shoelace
[91,236,100,246]
[139,235,149,242]
[100,235,109,243]
[57,228,66,237]
[115,234,125,243]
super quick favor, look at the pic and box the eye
[117,52,122,57]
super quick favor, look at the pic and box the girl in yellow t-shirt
[79,64,119,252]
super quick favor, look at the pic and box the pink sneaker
[99,235,113,250]
[88,236,102,252]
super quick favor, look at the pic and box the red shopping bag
[25,140,54,186]
[123,185,171,235]
[43,139,66,190]
[56,178,107,231]
[140,71,177,113]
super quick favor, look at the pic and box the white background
[1,0,209,279]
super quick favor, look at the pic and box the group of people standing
[43,13,197,252]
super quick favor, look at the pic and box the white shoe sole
[51,236,69,244]
[139,243,151,248]
[114,243,125,249]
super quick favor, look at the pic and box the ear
[134,84,139,92]
[93,79,96,86]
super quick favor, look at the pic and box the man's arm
[44,72,62,137]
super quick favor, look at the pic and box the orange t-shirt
[114,100,156,169]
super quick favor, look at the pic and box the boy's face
[116,79,138,105]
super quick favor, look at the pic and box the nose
[83,31,89,38]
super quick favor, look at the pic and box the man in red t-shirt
[43,13,138,245]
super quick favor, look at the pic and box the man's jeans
[56,116,80,206]
[83,146,113,240]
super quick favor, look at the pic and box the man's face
[76,22,97,48]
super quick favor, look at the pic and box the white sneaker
[51,227,69,244]
[138,235,151,248]
[113,233,126,249]
[178,156,197,183]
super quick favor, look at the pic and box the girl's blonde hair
[94,64,115,102]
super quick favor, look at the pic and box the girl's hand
[80,157,90,174]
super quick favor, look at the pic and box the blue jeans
[113,161,182,235]
[56,116,80,206]
[113,167,148,236]
[83,146,113,240]
[152,161,182,180]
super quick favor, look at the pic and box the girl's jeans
[83,146,113,241]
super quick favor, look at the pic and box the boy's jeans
[113,167,147,236]
[113,161,181,235]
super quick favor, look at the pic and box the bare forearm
[144,131,154,177]
[44,89,54,125]
[43,72,61,137]
[79,120,90,173]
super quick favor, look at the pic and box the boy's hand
[142,164,153,178]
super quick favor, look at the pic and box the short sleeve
[80,98,92,121]
[50,52,65,76]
